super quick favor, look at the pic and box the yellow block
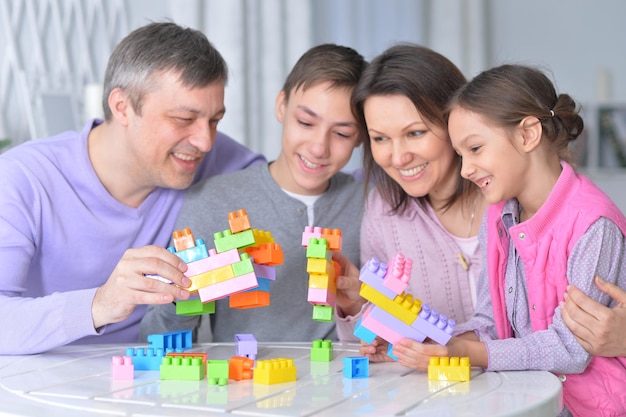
[188,264,235,291]
[253,358,297,385]
[359,283,421,325]
[428,357,471,382]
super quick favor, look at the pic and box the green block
[160,357,204,380]
[207,360,229,382]
[176,299,215,316]
[232,253,254,276]
[312,305,334,322]
[306,238,330,260]
[311,339,333,362]
[213,229,255,253]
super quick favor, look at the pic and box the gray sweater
[140,163,363,343]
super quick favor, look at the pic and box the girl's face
[448,106,527,204]
[363,94,459,201]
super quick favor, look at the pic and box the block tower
[301,226,343,322]
[168,209,284,315]
[354,253,456,359]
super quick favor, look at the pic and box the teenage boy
[140,44,367,342]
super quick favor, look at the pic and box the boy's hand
[332,251,367,317]
[92,246,191,329]
[562,276,626,357]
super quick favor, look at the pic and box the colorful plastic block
[213,229,255,253]
[320,228,342,251]
[308,272,334,290]
[160,356,205,381]
[111,356,134,380]
[251,229,275,245]
[306,257,334,275]
[253,358,297,385]
[232,253,254,276]
[198,271,259,302]
[166,351,208,365]
[411,304,456,345]
[354,317,377,344]
[359,258,396,299]
[172,228,196,252]
[359,284,421,325]
[312,305,334,322]
[229,356,254,380]
[230,290,270,309]
[169,238,209,263]
[244,243,284,266]
[228,209,251,233]
[306,238,330,259]
[207,360,229,385]
[367,305,427,344]
[310,339,333,362]
[342,356,369,379]
[175,298,215,316]
[382,253,412,294]
[235,334,258,357]
[188,263,235,290]
[307,287,336,306]
[185,248,240,278]
[147,330,192,350]
[302,226,323,246]
[125,347,167,371]
[428,356,471,382]
[252,263,276,280]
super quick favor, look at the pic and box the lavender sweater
[0,119,265,354]
[337,190,478,341]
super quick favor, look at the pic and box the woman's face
[364,94,460,201]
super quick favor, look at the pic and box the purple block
[369,306,427,343]
[411,304,455,345]
[358,258,397,299]
[235,333,258,356]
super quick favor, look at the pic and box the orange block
[230,291,270,309]
[172,228,195,252]
[243,243,284,266]
[229,356,254,380]
[321,228,342,251]
[228,209,252,234]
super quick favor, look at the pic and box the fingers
[595,276,626,304]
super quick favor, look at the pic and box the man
[0,22,264,354]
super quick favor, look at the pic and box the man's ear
[275,90,287,123]
[519,116,543,152]
[108,87,131,126]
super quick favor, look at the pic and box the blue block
[147,330,192,350]
[387,344,398,361]
[354,317,377,344]
[343,356,369,379]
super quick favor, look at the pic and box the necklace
[467,192,478,238]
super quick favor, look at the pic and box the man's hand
[92,246,191,329]
[562,276,626,357]
[332,251,367,317]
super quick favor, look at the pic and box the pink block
[185,248,241,277]
[369,306,426,343]
[301,226,322,247]
[307,287,336,307]
[360,305,403,345]
[198,271,258,302]
[383,253,412,294]
[111,355,134,380]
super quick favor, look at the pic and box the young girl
[421,64,626,416]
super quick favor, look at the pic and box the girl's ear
[275,90,287,123]
[519,116,543,152]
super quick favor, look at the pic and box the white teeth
[399,163,427,177]
[174,153,198,161]
[479,178,491,188]
[300,155,321,169]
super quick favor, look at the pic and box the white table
[0,342,562,416]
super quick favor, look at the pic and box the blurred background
[1,0,624,207]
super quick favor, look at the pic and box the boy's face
[271,82,360,196]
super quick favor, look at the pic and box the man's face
[124,71,225,192]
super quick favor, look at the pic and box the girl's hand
[359,337,395,362]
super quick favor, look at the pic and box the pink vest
[487,162,626,417]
